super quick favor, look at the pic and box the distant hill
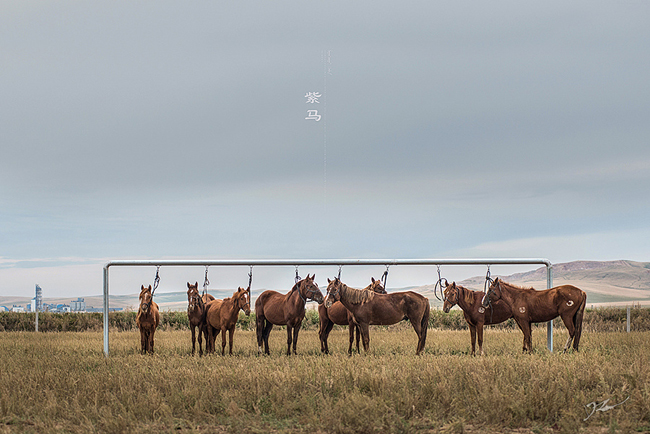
[449,260,650,307]
[3,260,649,311]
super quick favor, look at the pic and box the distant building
[35,284,43,312]
[11,305,25,313]
[70,297,86,312]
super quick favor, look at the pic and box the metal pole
[102,258,553,356]
[546,264,553,352]
[103,265,109,357]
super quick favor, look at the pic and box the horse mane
[341,283,376,305]
[457,284,475,306]
[499,279,535,292]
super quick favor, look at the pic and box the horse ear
[195,281,198,288]
[328,278,331,283]
[148,285,152,291]
[371,277,376,283]
[141,285,145,291]
[187,282,191,289]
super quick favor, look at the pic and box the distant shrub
[1,306,649,333]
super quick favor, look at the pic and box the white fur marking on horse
[478,307,485,314]
[519,307,526,314]
[567,300,574,307]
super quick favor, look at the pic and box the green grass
[1,327,649,433]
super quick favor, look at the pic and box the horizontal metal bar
[105,258,552,270]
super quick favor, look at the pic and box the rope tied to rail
[295,266,302,284]
[203,266,210,297]
[380,265,389,291]
[482,265,494,323]
[434,265,448,301]
[337,265,342,280]
[151,266,161,296]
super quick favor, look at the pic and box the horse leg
[221,327,227,356]
[190,325,196,356]
[292,324,302,355]
[347,324,355,355]
[318,317,327,353]
[477,323,485,356]
[140,329,146,354]
[469,325,477,356]
[355,325,361,354]
[149,328,155,354]
[358,323,370,353]
[514,318,532,353]
[321,321,333,355]
[256,315,265,354]
[197,323,204,356]
[286,326,293,356]
[207,325,213,354]
[228,328,235,355]
[560,313,576,353]
[263,322,273,355]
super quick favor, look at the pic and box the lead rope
[152,265,161,296]
[380,265,389,292]
[203,266,210,297]
[434,265,448,301]
[482,265,494,323]
[295,266,302,284]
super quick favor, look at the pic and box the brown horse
[443,282,513,356]
[136,285,160,354]
[482,278,587,353]
[256,274,324,355]
[325,278,430,355]
[187,282,215,356]
[204,287,251,355]
[318,277,387,355]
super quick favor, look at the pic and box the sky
[1,1,649,298]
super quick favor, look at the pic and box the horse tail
[572,291,587,351]
[418,301,430,355]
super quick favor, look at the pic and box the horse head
[235,286,251,316]
[139,285,153,314]
[442,282,458,313]
[187,282,201,312]
[369,277,388,294]
[325,277,343,308]
[482,278,502,308]
[298,274,324,304]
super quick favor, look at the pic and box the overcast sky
[2,1,649,298]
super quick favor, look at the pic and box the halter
[296,277,321,303]
[188,287,204,311]
[326,277,342,300]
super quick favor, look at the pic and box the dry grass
[1,327,649,433]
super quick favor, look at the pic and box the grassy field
[1,327,649,433]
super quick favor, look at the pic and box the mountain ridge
[2,260,649,310]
